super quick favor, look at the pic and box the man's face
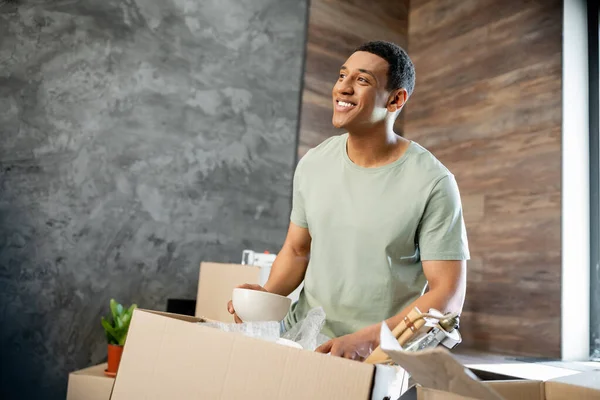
[331,51,391,130]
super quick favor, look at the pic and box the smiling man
[228,41,469,360]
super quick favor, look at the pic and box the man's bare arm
[263,222,312,296]
[382,260,467,335]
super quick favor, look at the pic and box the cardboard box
[380,326,600,400]
[195,262,261,322]
[416,373,600,400]
[111,309,404,400]
[66,363,114,400]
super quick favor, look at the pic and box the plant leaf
[127,304,137,315]
[110,299,119,321]
[121,313,131,325]
[101,316,113,332]
[118,331,128,346]
[101,317,119,345]
[105,300,137,346]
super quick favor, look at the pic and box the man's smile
[335,99,357,112]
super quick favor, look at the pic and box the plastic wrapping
[281,307,329,351]
[199,320,280,343]
[198,307,329,351]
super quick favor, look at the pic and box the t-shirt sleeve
[418,174,470,261]
[290,156,308,228]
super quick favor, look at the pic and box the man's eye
[339,74,346,79]
[358,77,368,83]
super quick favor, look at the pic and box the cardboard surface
[417,386,480,400]
[195,262,261,322]
[545,372,600,400]
[485,381,544,400]
[66,363,114,400]
[419,381,544,400]
[112,309,377,400]
[419,378,600,400]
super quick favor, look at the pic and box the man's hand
[315,325,379,361]
[226,283,268,323]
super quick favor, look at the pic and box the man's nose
[337,79,354,96]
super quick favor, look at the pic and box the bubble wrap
[197,307,329,351]
[199,320,280,343]
[281,307,330,351]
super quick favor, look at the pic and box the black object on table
[166,298,196,316]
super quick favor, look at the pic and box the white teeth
[338,101,355,108]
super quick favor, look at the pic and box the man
[227,41,469,360]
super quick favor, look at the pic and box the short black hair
[354,41,415,96]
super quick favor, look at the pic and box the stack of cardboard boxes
[67,262,600,399]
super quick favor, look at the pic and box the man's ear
[387,88,408,112]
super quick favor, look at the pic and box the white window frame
[562,0,591,361]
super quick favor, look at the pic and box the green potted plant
[101,299,137,377]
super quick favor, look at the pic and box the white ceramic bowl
[232,288,292,322]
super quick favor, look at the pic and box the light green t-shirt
[284,133,470,338]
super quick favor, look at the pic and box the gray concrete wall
[0,0,308,398]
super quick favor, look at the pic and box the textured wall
[297,0,409,157]
[0,0,308,398]
[405,0,562,357]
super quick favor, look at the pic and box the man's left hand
[315,325,379,361]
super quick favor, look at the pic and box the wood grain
[406,0,563,357]
[297,0,410,157]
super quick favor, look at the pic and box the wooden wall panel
[298,0,410,157]
[405,0,563,357]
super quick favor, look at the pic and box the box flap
[545,371,600,399]
[112,309,376,400]
[195,262,261,322]
[141,309,208,323]
[379,322,503,400]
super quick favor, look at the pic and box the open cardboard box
[110,309,600,400]
[379,322,600,400]
[194,262,261,322]
[410,370,600,400]
[110,309,405,399]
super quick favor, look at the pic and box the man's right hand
[227,283,269,323]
